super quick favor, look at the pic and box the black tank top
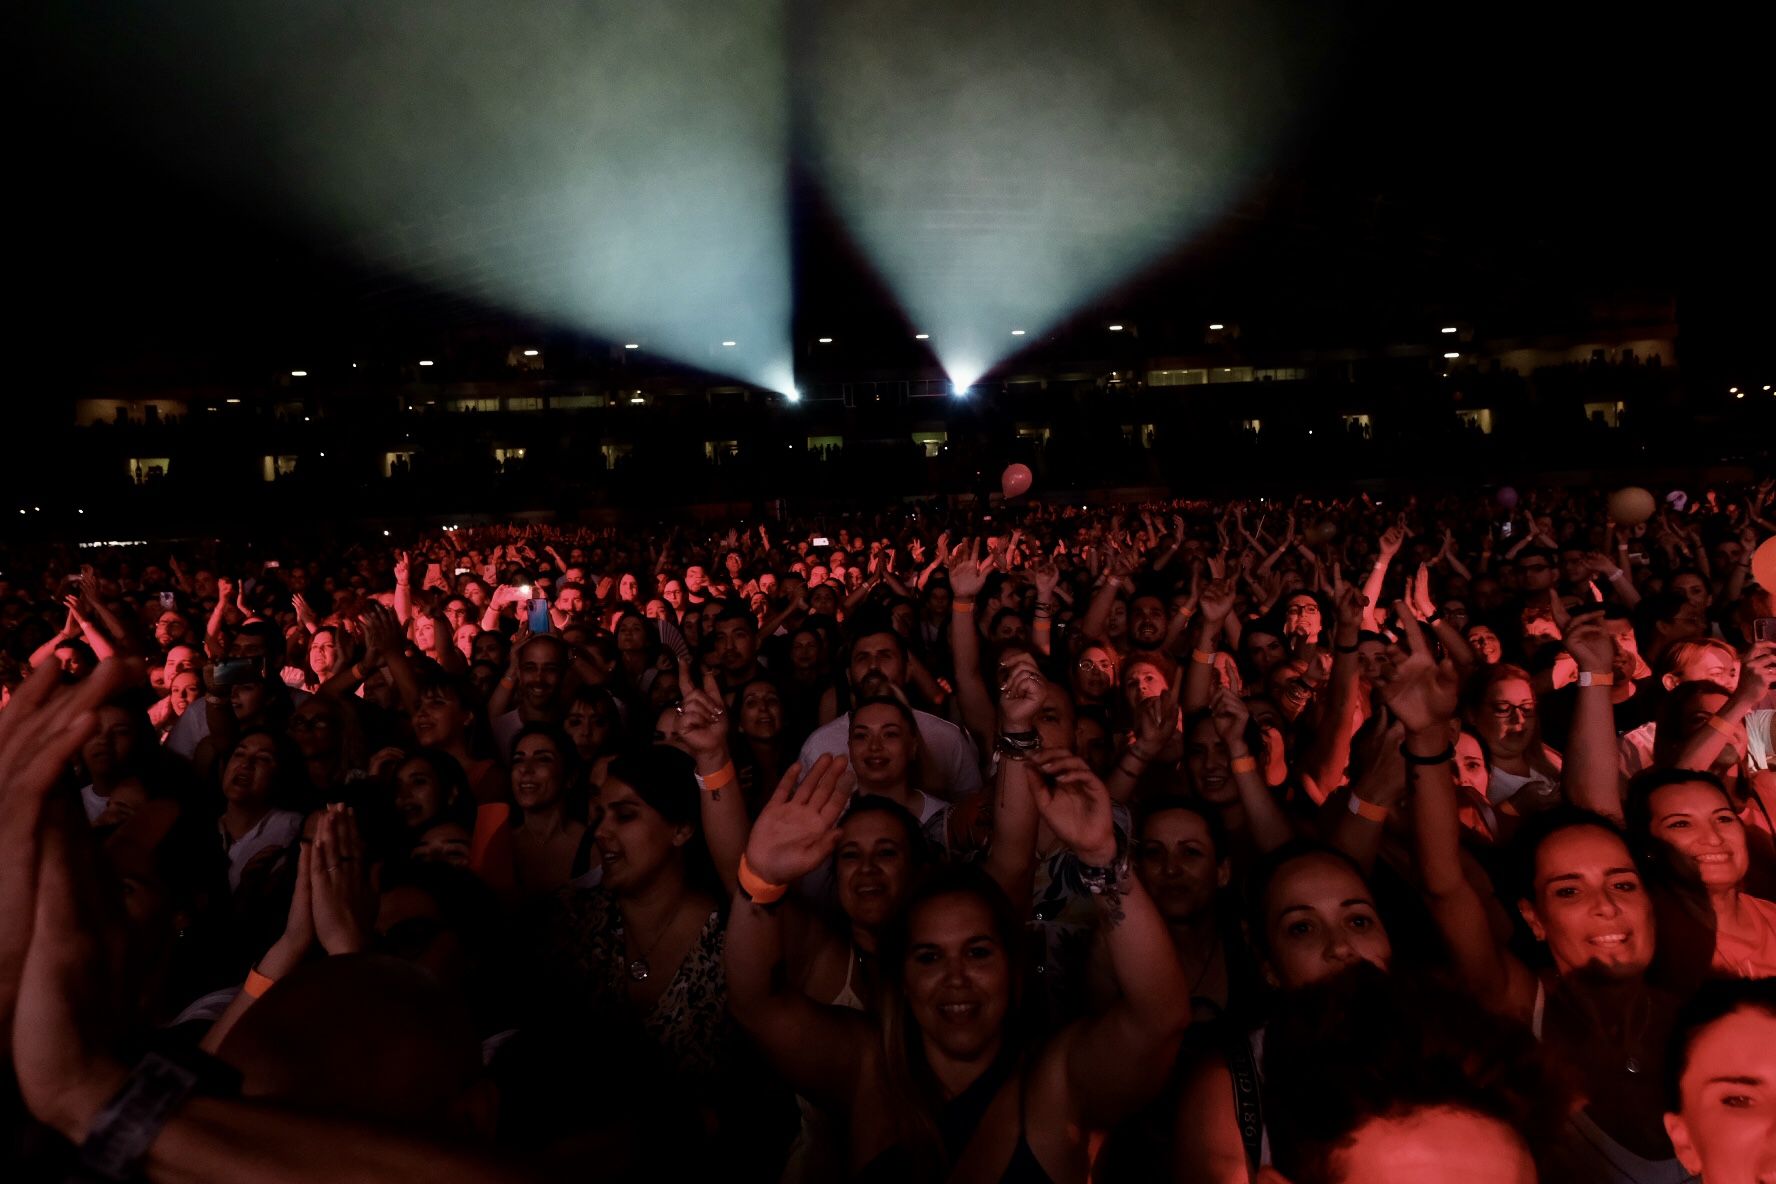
[857,1053,1054,1184]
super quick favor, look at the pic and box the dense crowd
[2,480,1774,1183]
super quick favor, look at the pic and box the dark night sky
[16,3,1770,388]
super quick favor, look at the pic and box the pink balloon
[1001,463,1033,499]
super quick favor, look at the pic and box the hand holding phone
[528,598,553,635]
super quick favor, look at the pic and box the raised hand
[998,659,1047,732]
[745,755,851,885]
[1404,563,1436,623]
[1376,606,1460,732]
[1196,578,1237,627]
[1562,616,1616,675]
[1207,685,1251,753]
[1333,575,1368,630]
[310,805,374,955]
[1377,515,1408,561]
[675,662,731,763]
[1731,641,1776,705]
[358,601,400,667]
[1132,677,1180,759]
[0,659,136,1032]
[216,576,236,603]
[12,797,130,1143]
[1349,714,1408,807]
[1030,752,1118,866]
[292,592,317,632]
[946,539,989,599]
[1546,587,1572,635]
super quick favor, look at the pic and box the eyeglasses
[1488,702,1537,720]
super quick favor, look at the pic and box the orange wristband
[1347,794,1390,823]
[1192,649,1217,666]
[952,598,976,612]
[738,854,788,905]
[244,967,276,1000]
[1704,715,1737,738]
[1229,755,1258,775]
[696,761,737,794]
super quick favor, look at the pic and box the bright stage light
[419,360,434,367]
[1444,351,1460,359]
[1208,323,1225,330]
[722,340,737,348]
[226,398,241,404]
[1441,326,1458,334]
[172,3,794,393]
[817,337,833,344]
[804,2,1336,387]
[523,348,539,356]
[291,370,307,377]
[946,358,985,394]
[624,343,640,350]
[1108,324,1123,331]
[914,333,930,340]
[1010,329,1026,336]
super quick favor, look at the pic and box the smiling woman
[1626,768,1776,985]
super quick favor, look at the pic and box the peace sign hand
[675,660,731,763]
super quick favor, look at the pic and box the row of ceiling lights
[286,321,1491,379]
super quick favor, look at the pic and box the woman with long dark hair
[726,752,1192,1181]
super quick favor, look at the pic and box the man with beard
[797,617,980,801]
[490,634,568,759]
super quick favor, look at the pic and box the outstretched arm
[944,541,997,744]
[1181,580,1236,715]
[676,664,752,895]
[1384,611,1536,1022]
[982,665,1046,904]
[723,756,869,1107]
[1037,761,1192,1128]
[1561,617,1627,822]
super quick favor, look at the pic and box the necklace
[618,904,685,983]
